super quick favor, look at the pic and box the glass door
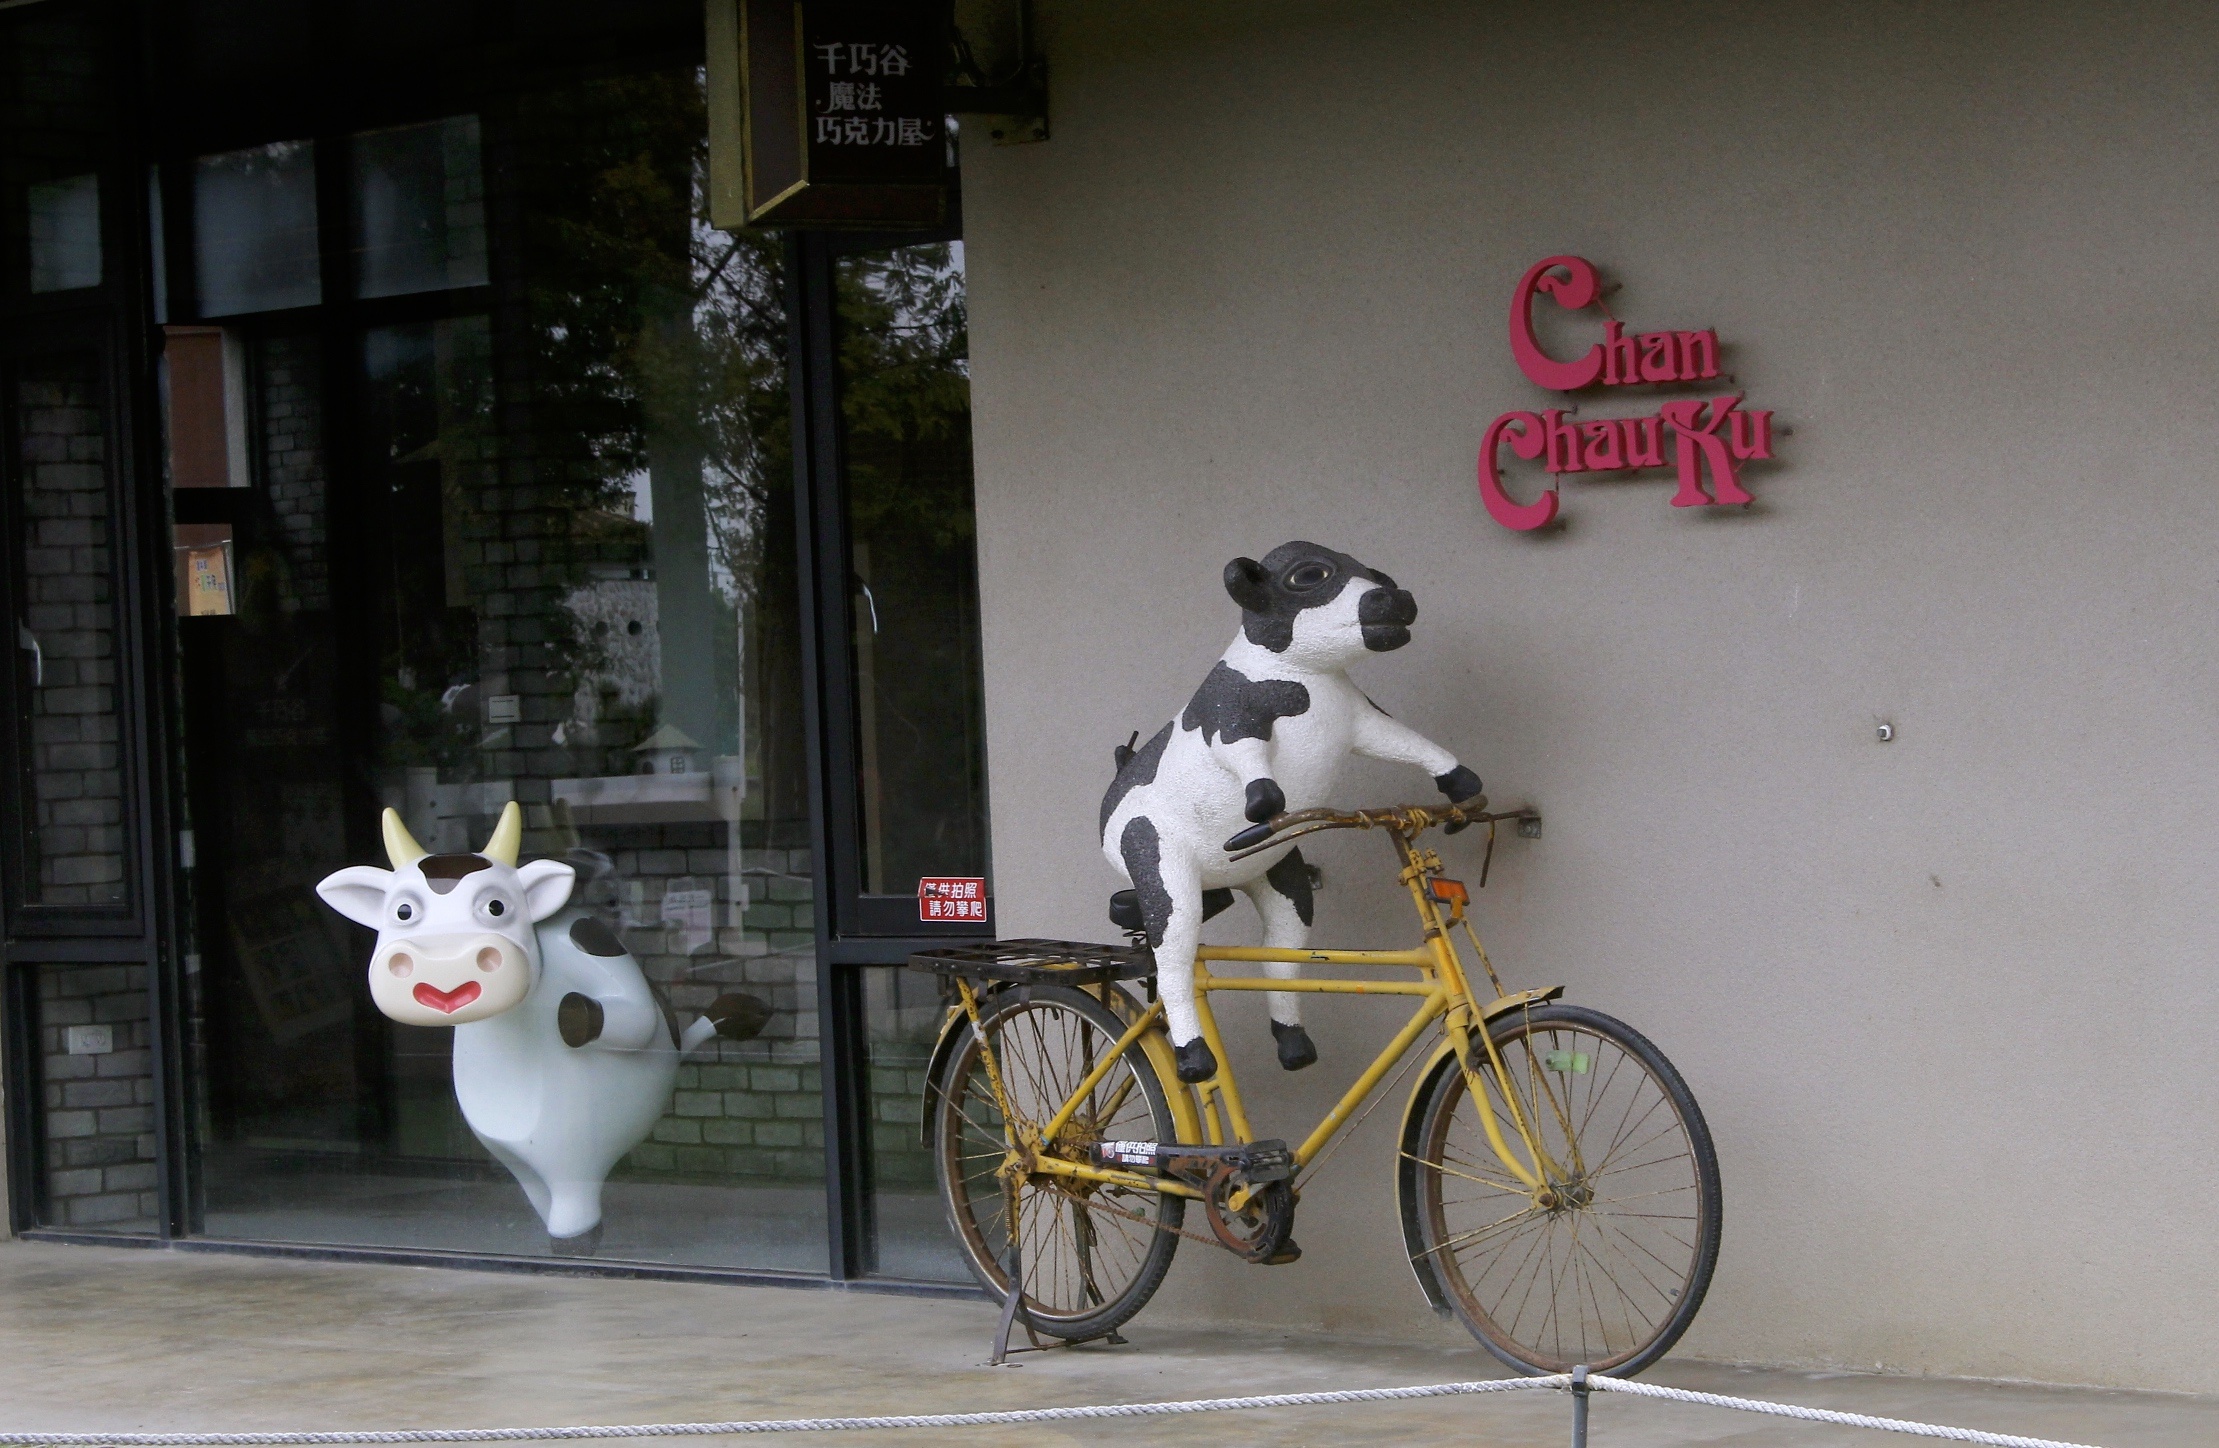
[172,62,832,1272]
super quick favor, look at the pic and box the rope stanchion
[0,1377,1567,1445]
[1585,1374,2109,1448]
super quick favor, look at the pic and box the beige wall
[956,0,2219,1392]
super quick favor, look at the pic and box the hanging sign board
[1479,256,1779,531]
[708,0,951,230]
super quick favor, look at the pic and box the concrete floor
[0,1239,2210,1447]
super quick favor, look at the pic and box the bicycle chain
[1033,1177,1247,1256]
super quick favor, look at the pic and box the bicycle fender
[919,1003,972,1149]
[1396,1038,1466,1319]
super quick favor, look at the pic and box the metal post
[1569,1364,1589,1448]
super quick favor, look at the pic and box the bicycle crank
[1202,1165,1298,1264]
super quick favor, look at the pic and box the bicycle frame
[995,815,1567,1208]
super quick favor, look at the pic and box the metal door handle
[17,624,39,687]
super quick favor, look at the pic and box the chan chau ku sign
[1479,256,1778,531]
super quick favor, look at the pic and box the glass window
[193,141,321,317]
[2,1,116,307]
[10,350,126,908]
[351,116,488,299]
[835,243,991,903]
[28,173,101,293]
[863,965,966,1279]
[183,66,831,1272]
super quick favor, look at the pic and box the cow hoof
[1271,1021,1317,1071]
[707,991,774,1042]
[549,1223,603,1257]
[557,992,605,1047]
[1173,1038,1218,1084]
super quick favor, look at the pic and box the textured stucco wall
[957,0,2219,1391]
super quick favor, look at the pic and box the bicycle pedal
[1262,1239,1302,1266]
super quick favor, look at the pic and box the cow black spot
[1265,846,1315,928]
[1119,815,1175,949]
[420,854,492,894]
[570,915,627,957]
[557,992,605,1048]
[1224,541,1398,654]
[1181,662,1310,745]
[1100,720,1173,837]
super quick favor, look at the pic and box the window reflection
[28,173,101,293]
[352,116,488,299]
[193,141,320,316]
[836,243,991,901]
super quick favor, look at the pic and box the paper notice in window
[662,878,715,954]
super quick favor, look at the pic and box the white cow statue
[1100,541,1483,1084]
[316,803,769,1253]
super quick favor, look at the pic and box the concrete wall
[957,0,2219,1392]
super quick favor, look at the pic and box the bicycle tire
[931,983,1183,1342]
[1408,1002,1721,1376]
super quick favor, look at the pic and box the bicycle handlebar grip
[1223,822,1276,852]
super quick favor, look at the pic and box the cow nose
[1359,587,1417,628]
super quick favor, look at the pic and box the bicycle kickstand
[989,1240,1038,1365]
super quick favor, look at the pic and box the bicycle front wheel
[1409,1003,1721,1376]
[931,983,1183,1343]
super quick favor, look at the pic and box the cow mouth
[413,981,483,1014]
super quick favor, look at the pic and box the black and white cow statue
[316,803,770,1253]
[1100,541,1483,1084]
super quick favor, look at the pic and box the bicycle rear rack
[909,937,1156,987]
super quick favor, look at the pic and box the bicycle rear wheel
[931,983,1183,1343]
[1407,1003,1721,1376]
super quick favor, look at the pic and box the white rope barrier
[0,1377,1566,1444]
[0,1370,2120,1446]
[1587,1376,2108,1448]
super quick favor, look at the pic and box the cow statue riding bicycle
[1101,540,1484,1084]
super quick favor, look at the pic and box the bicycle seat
[1109,887,1235,933]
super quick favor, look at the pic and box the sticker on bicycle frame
[1098,1140,1160,1166]
[1544,1050,1591,1074]
[917,876,987,922]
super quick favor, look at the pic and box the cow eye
[1285,561,1333,591]
[395,903,414,922]
[486,899,506,917]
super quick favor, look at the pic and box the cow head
[1223,540,1419,666]
[315,803,575,1026]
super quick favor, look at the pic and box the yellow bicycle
[912,799,1721,1377]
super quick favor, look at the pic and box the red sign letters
[918,876,987,923]
[1481,255,1776,531]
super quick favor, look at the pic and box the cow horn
[382,808,428,869]
[482,800,523,867]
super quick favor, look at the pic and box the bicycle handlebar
[1225,796,1535,860]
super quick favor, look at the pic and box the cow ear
[317,865,393,928]
[1223,557,1271,612]
[515,859,577,922]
